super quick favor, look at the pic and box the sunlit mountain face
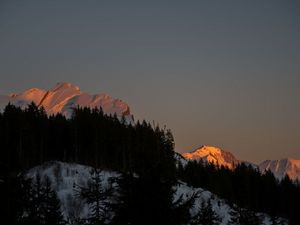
[181,145,239,169]
[181,145,300,181]
[0,82,133,121]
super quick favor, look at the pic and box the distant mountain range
[0,82,133,121]
[1,83,299,181]
[180,145,300,181]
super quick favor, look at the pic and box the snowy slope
[174,152,188,167]
[181,146,240,169]
[0,82,133,121]
[26,161,283,225]
[26,161,119,222]
[259,158,300,181]
[175,182,278,225]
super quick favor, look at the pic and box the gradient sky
[1,1,300,163]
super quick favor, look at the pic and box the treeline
[10,173,65,225]
[178,160,300,224]
[0,102,175,176]
[9,166,197,225]
[1,103,183,225]
[1,103,300,224]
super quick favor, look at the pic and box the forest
[0,103,299,225]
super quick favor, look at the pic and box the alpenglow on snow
[0,82,133,121]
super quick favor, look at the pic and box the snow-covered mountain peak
[198,145,223,155]
[180,145,300,181]
[0,82,133,121]
[181,145,239,169]
[259,158,300,180]
[12,87,46,101]
[51,82,80,92]
[39,82,81,114]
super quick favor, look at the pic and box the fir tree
[270,215,286,225]
[42,176,65,225]
[191,198,222,225]
[77,168,113,225]
[229,204,262,225]
[8,173,34,225]
[29,173,45,224]
[112,173,195,225]
[172,190,199,225]
[15,174,65,225]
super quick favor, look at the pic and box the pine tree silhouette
[191,198,222,225]
[77,168,113,225]
[229,204,262,225]
[15,174,65,225]
[42,176,65,225]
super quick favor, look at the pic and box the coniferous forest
[0,103,300,225]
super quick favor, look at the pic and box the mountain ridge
[181,145,239,169]
[259,158,300,181]
[0,82,133,121]
[2,83,299,181]
[180,145,300,180]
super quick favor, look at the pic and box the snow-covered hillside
[0,82,133,121]
[26,161,119,223]
[26,161,283,225]
[259,158,300,181]
[181,146,239,169]
[174,152,188,167]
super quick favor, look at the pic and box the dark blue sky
[1,1,300,162]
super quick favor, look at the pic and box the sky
[1,0,300,163]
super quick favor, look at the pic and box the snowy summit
[0,82,133,121]
[181,145,239,169]
[259,158,300,181]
